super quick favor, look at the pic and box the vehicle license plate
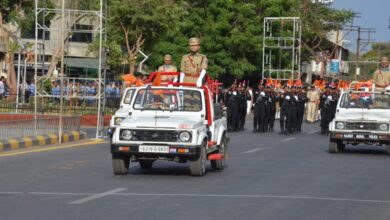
[355,134,365,139]
[368,134,378,139]
[139,145,169,153]
[343,134,354,138]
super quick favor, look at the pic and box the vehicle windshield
[339,92,390,109]
[123,89,135,104]
[133,88,202,112]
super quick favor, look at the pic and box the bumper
[330,132,390,145]
[111,144,202,160]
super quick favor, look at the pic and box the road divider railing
[0,114,81,140]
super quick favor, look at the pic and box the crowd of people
[223,78,340,136]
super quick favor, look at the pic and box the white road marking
[2,191,390,204]
[243,148,263,154]
[307,130,318,134]
[281,137,296,142]
[0,192,23,194]
[68,188,127,205]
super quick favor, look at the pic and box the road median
[0,131,87,152]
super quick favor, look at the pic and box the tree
[299,1,354,63]
[0,0,36,94]
[107,0,185,75]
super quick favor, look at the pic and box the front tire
[190,142,207,176]
[112,154,130,175]
[386,145,390,155]
[211,136,227,170]
[329,141,339,153]
[338,142,346,151]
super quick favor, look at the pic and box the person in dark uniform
[319,86,332,135]
[279,87,293,135]
[238,85,251,131]
[266,86,277,132]
[253,84,267,133]
[225,84,240,132]
[290,86,299,134]
[296,86,308,132]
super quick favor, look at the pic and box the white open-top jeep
[110,72,229,176]
[329,87,390,154]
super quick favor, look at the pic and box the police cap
[380,56,389,63]
[164,54,172,61]
[189,37,200,46]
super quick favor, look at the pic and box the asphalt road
[1,120,390,220]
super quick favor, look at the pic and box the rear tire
[329,141,339,153]
[211,136,227,170]
[139,160,154,169]
[190,141,207,176]
[112,154,130,175]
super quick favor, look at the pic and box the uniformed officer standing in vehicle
[373,56,390,91]
[225,84,240,132]
[158,54,177,82]
[180,38,208,87]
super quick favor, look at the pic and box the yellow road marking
[0,139,106,158]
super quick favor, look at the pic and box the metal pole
[355,26,361,81]
[59,0,65,142]
[34,0,38,135]
[16,53,21,113]
[100,0,108,137]
[262,18,266,80]
[96,0,103,139]
[23,58,27,104]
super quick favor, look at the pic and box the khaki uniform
[180,53,208,84]
[373,68,390,91]
[306,90,320,123]
[157,65,177,81]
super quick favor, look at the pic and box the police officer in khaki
[306,86,320,123]
[373,56,390,91]
[180,37,208,87]
[157,54,177,82]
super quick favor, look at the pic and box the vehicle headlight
[179,131,191,142]
[121,130,133,140]
[336,122,345,129]
[114,117,125,125]
[379,124,389,131]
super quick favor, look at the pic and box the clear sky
[332,0,390,51]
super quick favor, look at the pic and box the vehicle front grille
[133,130,179,142]
[345,122,379,131]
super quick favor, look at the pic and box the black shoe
[279,131,284,135]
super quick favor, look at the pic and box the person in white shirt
[0,76,5,100]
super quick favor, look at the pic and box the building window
[21,25,50,40]
[70,24,93,43]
